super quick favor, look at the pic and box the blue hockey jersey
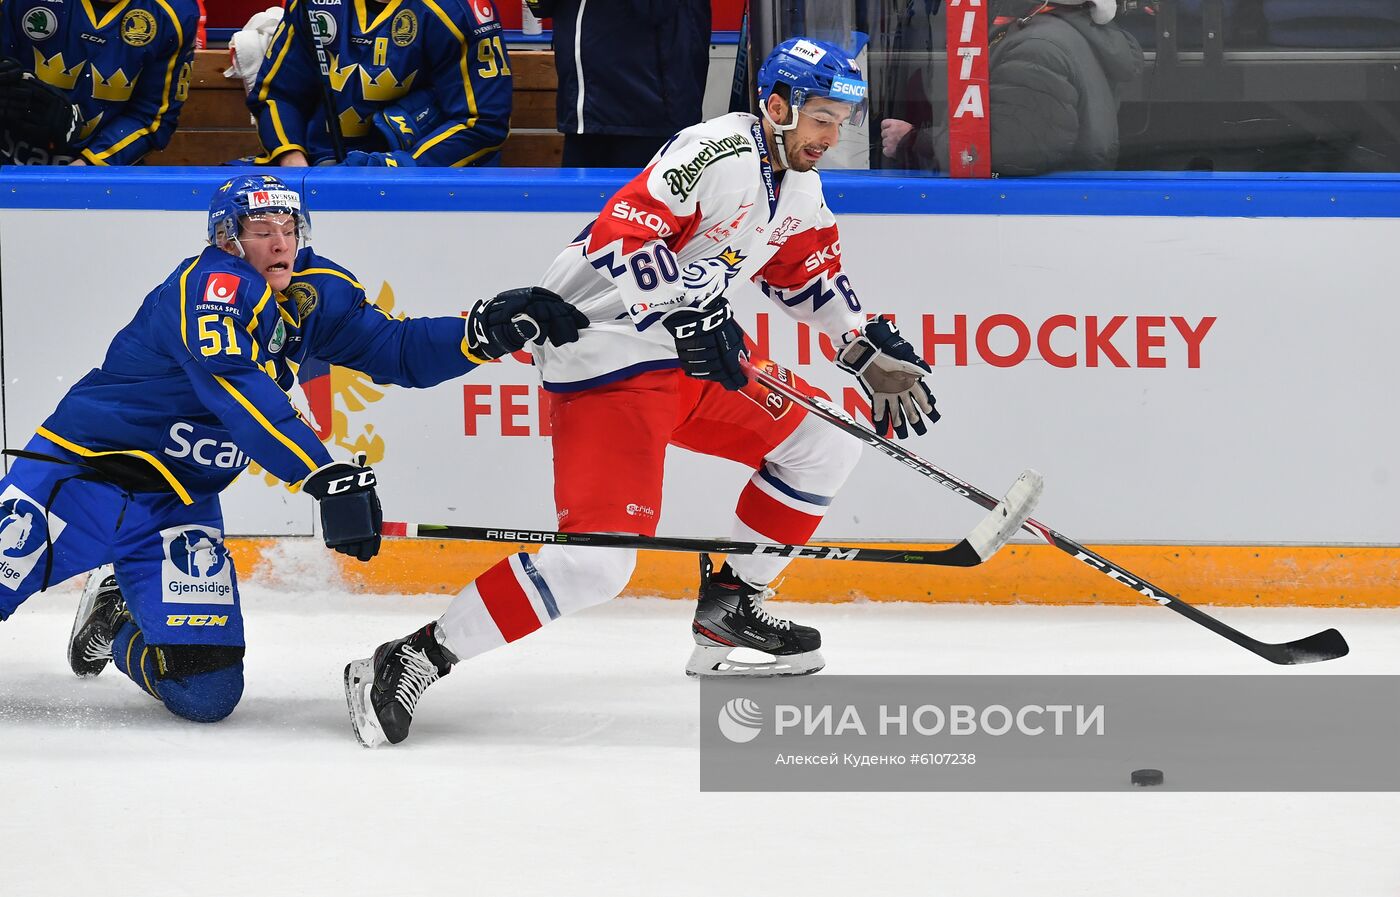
[39,245,477,500]
[0,0,198,165]
[248,0,510,166]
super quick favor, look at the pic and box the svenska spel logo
[167,528,227,579]
[718,697,764,744]
[204,272,240,304]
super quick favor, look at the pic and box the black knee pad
[150,645,245,723]
[153,644,245,680]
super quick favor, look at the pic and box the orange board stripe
[221,539,1400,608]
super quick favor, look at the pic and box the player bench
[144,48,564,167]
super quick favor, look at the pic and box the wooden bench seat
[144,48,563,166]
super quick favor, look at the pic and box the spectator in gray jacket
[881,0,1144,175]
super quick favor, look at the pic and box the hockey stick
[296,0,345,162]
[741,359,1349,666]
[382,467,1039,569]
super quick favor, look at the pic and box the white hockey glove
[836,317,940,439]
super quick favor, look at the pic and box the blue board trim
[1,167,1398,218]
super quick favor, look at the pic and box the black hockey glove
[465,286,589,361]
[662,296,748,391]
[0,57,24,87]
[0,70,81,150]
[836,316,939,439]
[301,454,382,562]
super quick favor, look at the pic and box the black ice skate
[67,565,129,677]
[344,622,454,748]
[686,554,824,677]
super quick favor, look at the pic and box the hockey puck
[1130,768,1164,787]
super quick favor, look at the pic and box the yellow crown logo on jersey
[90,66,135,103]
[32,49,85,91]
[338,107,372,138]
[718,248,747,269]
[326,53,356,92]
[358,67,416,103]
[79,112,104,141]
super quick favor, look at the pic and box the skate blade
[685,645,825,678]
[343,658,388,749]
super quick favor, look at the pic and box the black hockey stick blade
[1257,627,1350,666]
[383,522,1000,568]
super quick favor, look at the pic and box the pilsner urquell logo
[663,135,753,201]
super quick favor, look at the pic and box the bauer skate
[686,554,824,677]
[67,565,129,677]
[344,622,454,748]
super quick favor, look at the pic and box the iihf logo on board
[0,485,66,590]
[718,697,764,743]
[161,525,234,605]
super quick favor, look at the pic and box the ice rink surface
[2,547,1398,897]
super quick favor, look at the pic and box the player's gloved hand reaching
[662,295,748,391]
[0,59,81,151]
[302,453,382,562]
[342,150,414,167]
[465,286,589,361]
[836,316,939,438]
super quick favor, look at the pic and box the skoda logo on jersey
[310,10,337,46]
[22,8,57,41]
[0,485,66,590]
[268,319,288,353]
[162,525,234,605]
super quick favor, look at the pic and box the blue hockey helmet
[757,37,869,128]
[207,174,310,248]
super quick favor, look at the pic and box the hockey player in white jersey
[344,37,940,747]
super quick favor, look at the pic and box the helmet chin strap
[761,102,801,170]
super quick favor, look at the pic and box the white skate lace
[81,633,114,662]
[393,645,442,714]
[746,587,791,631]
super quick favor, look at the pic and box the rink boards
[0,168,1396,605]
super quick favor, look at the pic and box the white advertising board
[3,207,1395,543]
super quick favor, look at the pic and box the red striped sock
[475,556,545,643]
[735,481,824,545]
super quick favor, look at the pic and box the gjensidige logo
[717,697,764,744]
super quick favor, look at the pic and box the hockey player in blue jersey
[248,0,511,167]
[0,174,586,723]
[0,0,198,165]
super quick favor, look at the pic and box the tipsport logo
[0,486,65,590]
[161,525,234,605]
[717,697,764,744]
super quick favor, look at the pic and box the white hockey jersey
[533,112,866,391]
